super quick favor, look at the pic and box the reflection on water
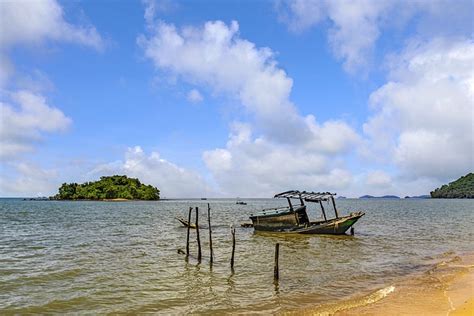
[0,198,473,314]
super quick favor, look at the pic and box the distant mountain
[430,173,474,198]
[359,195,400,199]
[404,195,431,199]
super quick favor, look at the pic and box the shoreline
[290,251,474,315]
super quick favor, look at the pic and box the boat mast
[331,196,339,219]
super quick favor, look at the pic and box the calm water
[1,198,473,314]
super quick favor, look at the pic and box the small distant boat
[249,190,364,235]
[175,217,196,229]
[236,201,247,205]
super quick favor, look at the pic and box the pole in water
[230,226,236,269]
[274,243,280,283]
[186,207,192,256]
[350,227,354,236]
[207,203,213,264]
[196,207,202,263]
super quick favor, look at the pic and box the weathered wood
[207,203,213,264]
[186,207,192,256]
[287,197,294,211]
[331,196,339,219]
[177,249,185,255]
[196,207,202,263]
[319,200,327,221]
[350,227,354,236]
[230,226,236,269]
[274,243,280,283]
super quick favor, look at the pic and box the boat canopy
[274,190,336,202]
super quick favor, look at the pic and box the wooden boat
[249,190,364,235]
[175,216,196,229]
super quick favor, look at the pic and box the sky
[0,0,473,198]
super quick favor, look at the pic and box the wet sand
[290,252,474,316]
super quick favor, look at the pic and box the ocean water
[1,198,473,314]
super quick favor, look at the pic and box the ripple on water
[0,198,473,314]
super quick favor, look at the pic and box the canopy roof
[274,190,336,202]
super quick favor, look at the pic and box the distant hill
[430,173,474,198]
[404,195,430,199]
[359,195,400,199]
[52,175,160,200]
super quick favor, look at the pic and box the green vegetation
[430,173,474,198]
[53,175,160,200]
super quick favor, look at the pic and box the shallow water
[1,198,473,314]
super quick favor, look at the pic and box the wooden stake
[274,243,280,283]
[186,207,192,256]
[196,207,202,263]
[208,203,213,264]
[230,226,236,269]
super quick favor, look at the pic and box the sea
[1,198,473,314]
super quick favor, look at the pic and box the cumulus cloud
[203,123,353,197]
[277,0,473,73]
[139,17,359,195]
[0,162,59,196]
[365,170,392,187]
[187,88,204,103]
[364,39,474,180]
[90,146,213,198]
[0,0,103,51]
[0,90,72,159]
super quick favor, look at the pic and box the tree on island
[430,173,474,198]
[53,175,160,200]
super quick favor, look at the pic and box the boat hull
[252,212,364,235]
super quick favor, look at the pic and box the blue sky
[1,0,473,198]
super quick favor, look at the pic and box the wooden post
[319,201,327,221]
[230,226,236,269]
[287,197,294,211]
[207,203,213,264]
[196,207,202,263]
[186,207,192,256]
[350,227,354,236]
[331,196,339,219]
[274,243,280,283]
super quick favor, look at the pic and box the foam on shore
[287,252,474,316]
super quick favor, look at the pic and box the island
[359,195,400,199]
[430,173,474,198]
[52,175,160,200]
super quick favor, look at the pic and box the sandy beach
[293,252,474,316]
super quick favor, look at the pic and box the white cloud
[90,146,213,198]
[0,162,58,196]
[364,38,474,180]
[203,123,353,197]
[0,90,71,159]
[139,18,359,195]
[187,88,203,103]
[277,0,473,73]
[366,170,391,187]
[0,0,103,51]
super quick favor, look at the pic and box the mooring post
[274,243,280,283]
[230,226,236,269]
[186,207,192,256]
[196,207,202,263]
[208,203,213,264]
[350,227,354,236]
